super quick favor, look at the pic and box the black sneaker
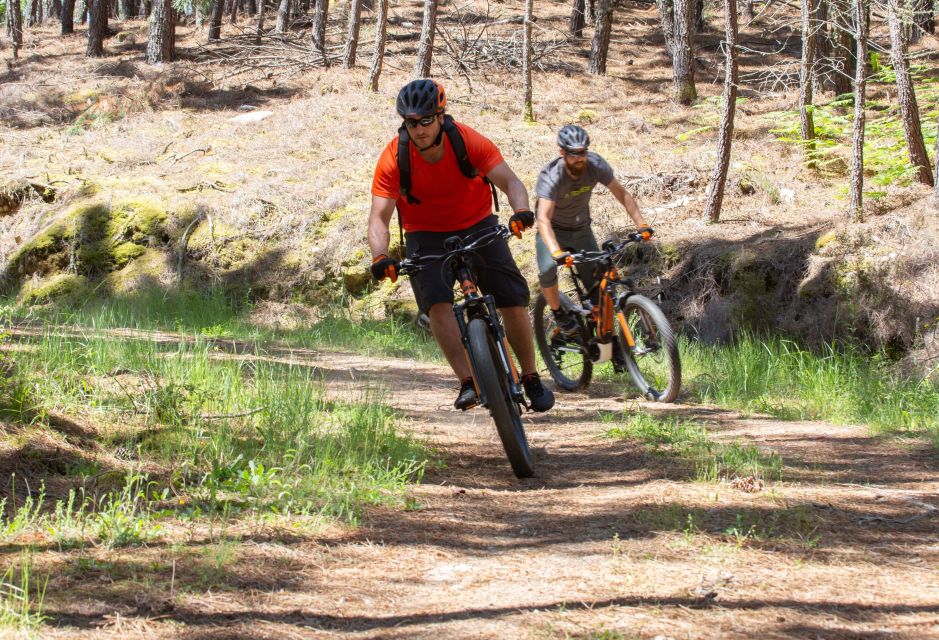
[454,377,478,411]
[522,373,555,412]
[552,308,580,336]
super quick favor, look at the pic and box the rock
[229,111,274,124]
[342,266,372,297]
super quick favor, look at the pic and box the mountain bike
[532,232,681,402]
[398,224,534,478]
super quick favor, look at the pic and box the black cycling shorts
[405,215,530,314]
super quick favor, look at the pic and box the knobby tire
[466,318,534,478]
[532,294,592,391]
[616,294,681,402]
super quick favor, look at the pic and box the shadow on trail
[45,593,939,633]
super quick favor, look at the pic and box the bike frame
[401,226,526,409]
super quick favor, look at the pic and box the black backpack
[396,114,500,212]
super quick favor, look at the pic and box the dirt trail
[46,348,939,639]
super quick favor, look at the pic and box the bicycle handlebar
[565,231,646,266]
[398,224,514,276]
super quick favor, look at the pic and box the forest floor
[2,0,939,637]
[28,344,939,639]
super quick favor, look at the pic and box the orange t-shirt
[371,122,504,232]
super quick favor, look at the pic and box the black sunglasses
[564,148,588,157]
[403,114,437,129]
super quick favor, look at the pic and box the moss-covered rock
[385,298,420,323]
[103,249,169,295]
[342,265,372,297]
[18,273,88,306]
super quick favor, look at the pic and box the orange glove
[370,254,399,283]
[637,226,655,242]
[552,249,573,268]
[508,210,535,238]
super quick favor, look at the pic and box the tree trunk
[799,0,817,163]
[586,0,595,23]
[10,0,24,59]
[657,0,675,59]
[588,0,612,74]
[229,0,238,24]
[146,0,174,63]
[830,0,856,96]
[50,0,62,20]
[246,0,255,16]
[311,0,329,63]
[745,0,754,18]
[61,0,75,32]
[848,0,868,221]
[27,0,38,27]
[693,0,704,32]
[343,0,362,67]
[887,0,934,185]
[255,0,264,44]
[414,0,437,78]
[120,0,134,18]
[672,0,696,103]
[570,0,585,37]
[367,0,388,91]
[208,0,223,39]
[274,0,289,33]
[523,0,534,120]
[704,0,739,223]
[86,0,108,56]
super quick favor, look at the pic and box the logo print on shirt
[563,185,592,200]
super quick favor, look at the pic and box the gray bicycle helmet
[396,79,447,118]
[557,124,590,151]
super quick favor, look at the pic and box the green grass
[604,411,783,482]
[681,334,939,445]
[0,552,47,636]
[3,296,433,534]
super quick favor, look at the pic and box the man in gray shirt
[535,124,652,334]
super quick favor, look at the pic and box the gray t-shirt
[535,152,615,230]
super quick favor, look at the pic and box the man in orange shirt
[368,79,554,413]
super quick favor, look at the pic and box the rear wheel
[466,318,534,478]
[533,294,592,391]
[615,295,681,402]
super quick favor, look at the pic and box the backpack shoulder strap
[442,115,500,212]
[396,126,420,205]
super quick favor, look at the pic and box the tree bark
[848,0,868,221]
[588,0,612,74]
[830,0,856,96]
[255,0,265,44]
[570,0,585,37]
[146,0,174,63]
[887,0,934,185]
[27,0,38,27]
[274,0,289,33]
[50,0,62,20]
[704,0,739,223]
[414,0,437,78]
[10,0,24,59]
[86,0,108,56]
[657,0,675,59]
[61,0,75,32]
[229,0,238,24]
[311,0,329,63]
[208,0,223,39]
[343,0,362,67]
[914,0,934,33]
[693,0,704,32]
[799,0,817,163]
[523,0,534,120]
[367,0,388,91]
[672,0,696,103]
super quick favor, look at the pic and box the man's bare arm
[535,198,563,254]
[485,161,531,213]
[607,179,649,229]
[368,195,398,258]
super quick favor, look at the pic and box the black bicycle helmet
[557,124,590,151]
[396,79,447,118]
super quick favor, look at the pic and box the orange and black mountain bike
[533,232,681,402]
[399,224,534,478]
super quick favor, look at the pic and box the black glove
[637,226,655,242]
[370,254,399,283]
[508,210,535,238]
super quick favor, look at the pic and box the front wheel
[533,294,592,391]
[466,318,534,478]
[615,295,681,403]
